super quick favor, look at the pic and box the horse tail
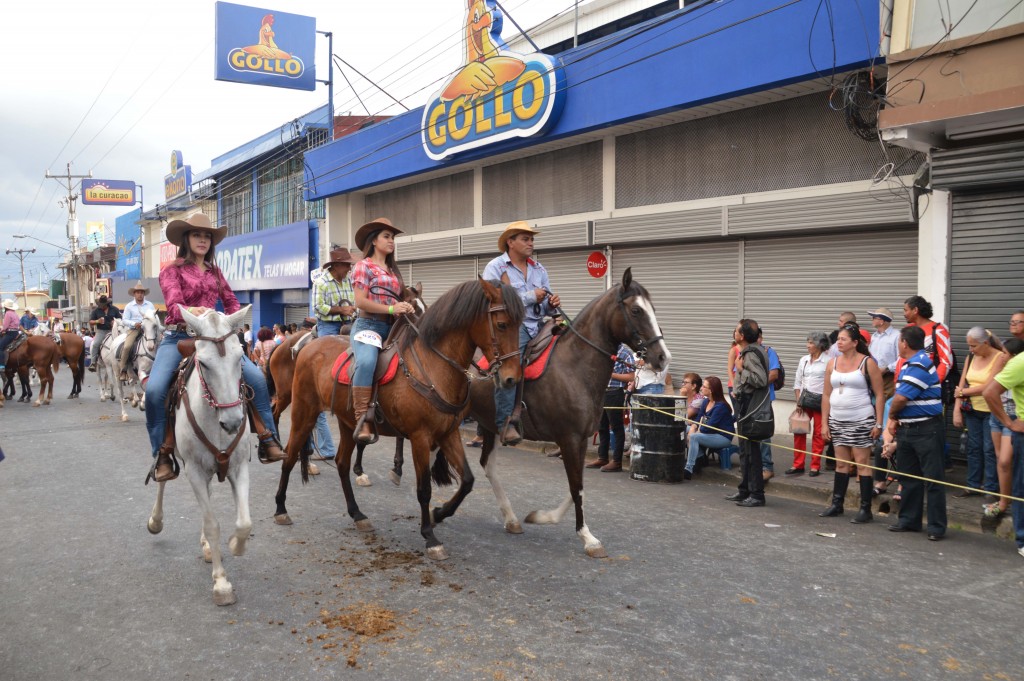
[299,437,312,484]
[430,446,456,487]
[51,348,60,374]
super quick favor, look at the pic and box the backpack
[929,324,960,406]
[765,345,786,391]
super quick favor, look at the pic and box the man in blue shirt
[884,325,946,539]
[118,282,157,381]
[20,309,39,333]
[482,221,561,445]
[585,344,636,472]
[755,326,781,482]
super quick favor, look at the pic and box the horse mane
[406,279,524,350]
[571,278,651,323]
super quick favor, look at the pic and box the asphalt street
[1,369,1022,681]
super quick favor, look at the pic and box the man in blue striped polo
[885,325,947,539]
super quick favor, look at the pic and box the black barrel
[629,394,687,483]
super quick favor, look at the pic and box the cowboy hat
[354,218,403,253]
[1,299,16,311]
[322,247,356,269]
[165,213,228,247]
[866,307,894,322]
[127,280,150,295]
[497,221,540,253]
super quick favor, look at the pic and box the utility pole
[45,163,92,329]
[5,248,35,310]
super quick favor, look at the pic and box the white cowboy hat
[2,299,17,311]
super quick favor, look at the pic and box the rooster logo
[440,0,526,103]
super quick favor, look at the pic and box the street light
[14,234,76,326]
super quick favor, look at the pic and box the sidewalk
[462,425,1016,541]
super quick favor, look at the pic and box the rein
[552,287,663,369]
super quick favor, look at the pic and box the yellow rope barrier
[610,402,1024,505]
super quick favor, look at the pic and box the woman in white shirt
[788,331,830,477]
[819,323,885,523]
[633,357,671,395]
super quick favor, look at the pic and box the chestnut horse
[380,268,670,557]
[56,333,87,399]
[274,278,524,560]
[2,336,62,406]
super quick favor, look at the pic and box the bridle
[178,328,250,481]
[555,286,663,368]
[134,322,161,362]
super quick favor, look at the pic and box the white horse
[147,305,252,606]
[107,312,164,421]
[94,319,124,403]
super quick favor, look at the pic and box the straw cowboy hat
[127,280,150,295]
[165,213,228,248]
[354,218,403,252]
[2,299,17,311]
[497,221,540,253]
[866,307,894,322]
[322,247,356,269]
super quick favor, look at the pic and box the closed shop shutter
[283,305,308,327]
[532,250,608,319]
[948,189,1024,366]
[743,230,918,389]
[407,258,478,305]
[612,242,740,387]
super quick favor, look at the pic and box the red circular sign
[586,251,608,278]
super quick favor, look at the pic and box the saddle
[476,319,562,382]
[291,329,315,360]
[331,345,401,386]
[7,332,28,355]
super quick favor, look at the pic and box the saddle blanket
[477,335,557,381]
[332,351,400,386]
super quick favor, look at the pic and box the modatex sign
[165,151,192,201]
[214,2,316,92]
[421,0,564,160]
[214,221,310,290]
[81,179,136,206]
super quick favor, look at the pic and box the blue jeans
[1012,432,1024,550]
[0,329,17,367]
[964,409,998,492]
[349,317,392,387]
[686,432,733,473]
[760,439,774,473]
[634,383,663,395]
[144,330,278,456]
[312,412,335,457]
[494,326,533,430]
[317,320,342,337]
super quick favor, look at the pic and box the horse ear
[225,305,251,331]
[179,304,200,330]
[621,267,632,291]
[478,276,500,301]
[414,281,422,296]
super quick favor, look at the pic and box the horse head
[476,278,524,390]
[179,305,251,435]
[402,282,427,318]
[140,310,164,355]
[614,268,671,372]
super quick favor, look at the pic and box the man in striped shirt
[585,344,636,473]
[885,325,947,540]
[314,247,356,336]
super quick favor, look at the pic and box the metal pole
[45,162,91,329]
[318,30,334,141]
[4,248,35,309]
[574,0,579,48]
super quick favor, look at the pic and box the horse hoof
[274,514,293,526]
[147,518,163,534]
[354,519,374,532]
[355,474,372,487]
[426,545,449,561]
[213,589,237,606]
[585,545,608,559]
[523,511,540,524]
[121,414,128,422]
[505,521,524,534]
[388,470,402,486]
[32,401,41,407]
[228,536,247,557]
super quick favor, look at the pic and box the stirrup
[500,418,523,447]
[145,449,179,485]
[257,433,286,464]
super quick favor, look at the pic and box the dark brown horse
[56,333,87,398]
[273,278,524,560]
[2,336,62,406]
[377,268,671,557]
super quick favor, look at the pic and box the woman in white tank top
[820,323,885,523]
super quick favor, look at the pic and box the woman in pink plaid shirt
[348,218,416,442]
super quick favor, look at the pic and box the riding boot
[850,476,874,524]
[819,472,849,517]
[249,404,285,463]
[152,428,179,483]
[352,386,375,443]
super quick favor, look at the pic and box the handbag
[788,408,810,435]
[797,391,822,412]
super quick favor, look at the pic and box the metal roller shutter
[948,189,1024,362]
[613,242,740,387]
[283,305,308,327]
[407,258,478,305]
[532,250,608,319]
[743,230,918,389]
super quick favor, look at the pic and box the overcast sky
[0,0,569,293]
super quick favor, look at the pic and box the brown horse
[273,278,524,560]
[56,333,87,399]
[2,336,62,406]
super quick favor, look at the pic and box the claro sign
[421,0,564,160]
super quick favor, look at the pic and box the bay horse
[55,333,87,399]
[2,335,62,406]
[274,278,523,560]
[266,284,425,486]
[376,268,670,557]
[147,306,253,606]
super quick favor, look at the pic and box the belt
[361,313,393,322]
[606,386,625,392]
[897,415,942,429]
